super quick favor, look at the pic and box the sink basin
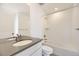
[13,40,32,47]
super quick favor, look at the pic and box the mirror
[0,3,30,39]
[15,4,30,36]
[18,12,30,36]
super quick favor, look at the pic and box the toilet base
[42,45,53,56]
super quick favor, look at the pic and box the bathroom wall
[46,6,79,55]
[28,3,45,38]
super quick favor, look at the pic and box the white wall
[72,7,79,50]
[28,4,45,38]
[46,6,79,54]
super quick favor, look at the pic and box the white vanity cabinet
[14,42,42,56]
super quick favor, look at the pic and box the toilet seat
[42,45,53,54]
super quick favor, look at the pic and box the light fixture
[54,8,58,11]
[39,3,45,5]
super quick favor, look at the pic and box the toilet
[42,35,53,56]
[42,45,53,56]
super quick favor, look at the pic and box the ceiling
[0,3,29,14]
[39,3,79,15]
[0,3,79,15]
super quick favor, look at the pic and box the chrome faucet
[16,34,22,42]
[12,33,22,42]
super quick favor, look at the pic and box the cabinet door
[31,48,42,56]
[14,42,42,56]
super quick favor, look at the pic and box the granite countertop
[0,36,42,56]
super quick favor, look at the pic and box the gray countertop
[0,36,42,56]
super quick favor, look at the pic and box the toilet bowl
[42,45,53,56]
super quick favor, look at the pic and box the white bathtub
[45,42,79,56]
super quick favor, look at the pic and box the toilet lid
[42,45,53,53]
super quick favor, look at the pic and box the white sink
[13,40,32,47]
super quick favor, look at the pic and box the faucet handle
[12,33,15,36]
[16,34,21,37]
[11,33,15,38]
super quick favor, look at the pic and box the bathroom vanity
[0,36,42,56]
